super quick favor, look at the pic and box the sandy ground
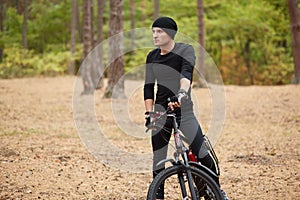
[0,76,299,199]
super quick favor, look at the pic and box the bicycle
[146,109,223,200]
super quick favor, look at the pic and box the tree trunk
[104,0,125,98]
[97,0,106,45]
[0,0,4,32]
[17,0,22,14]
[154,0,159,19]
[89,0,100,89]
[129,0,135,53]
[82,0,94,94]
[83,0,93,57]
[0,0,4,61]
[195,0,207,87]
[69,0,77,75]
[244,39,254,85]
[90,0,94,48]
[141,0,146,24]
[287,0,300,84]
[22,0,27,49]
[76,2,83,43]
[95,0,106,89]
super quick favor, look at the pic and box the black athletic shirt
[144,42,195,111]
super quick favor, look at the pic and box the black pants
[151,110,220,187]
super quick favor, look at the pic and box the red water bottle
[188,150,197,162]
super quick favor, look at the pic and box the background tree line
[0,0,299,89]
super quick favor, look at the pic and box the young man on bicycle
[144,16,229,200]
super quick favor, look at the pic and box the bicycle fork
[177,168,198,200]
[172,117,197,200]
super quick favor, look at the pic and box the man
[144,16,229,199]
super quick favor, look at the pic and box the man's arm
[180,77,191,92]
[144,99,154,112]
[168,78,191,110]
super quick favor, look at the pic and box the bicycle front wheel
[147,165,223,200]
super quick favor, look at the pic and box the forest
[0,0,300,86]
[1,1,300,199]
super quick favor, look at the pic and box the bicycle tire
[147,165,223,200]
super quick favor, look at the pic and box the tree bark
[0,0,4,62]
[195,0,207,87]
[13,0,21,14]
[95,0,106,89]
[22,0,27,49]
[83,0,93,58]
[89,1,101,89]
[244,39,254,85]
[82,0,94,94]
[90,0,94,48]
[76,2,82,43]
[141,0,146,24]
[154,0,159,19]
[0,0,4,32]
[69,0,77,75]
[129,0,135,53]
[287,0,300,84]
[97,0,106,44]
[104,0,125,98]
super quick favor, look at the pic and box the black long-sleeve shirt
[144,42,195,111]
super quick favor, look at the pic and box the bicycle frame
[152,112,198,199]
[147,110,223,200]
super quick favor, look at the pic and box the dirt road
[1,76,299,199]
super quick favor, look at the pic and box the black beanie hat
[152,16,178,39]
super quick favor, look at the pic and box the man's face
[152,27,172,47]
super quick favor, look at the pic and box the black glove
[145,113,151,128]
[145,111,156,128]
[145,111,161,130]
[169,89,188,104]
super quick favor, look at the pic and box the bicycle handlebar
[145,107,175,133]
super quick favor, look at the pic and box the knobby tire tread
[147,165,223,200]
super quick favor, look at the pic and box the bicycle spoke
[147,166,222,200]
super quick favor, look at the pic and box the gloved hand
[145,111,157,128]
[145,111,161,131]
[145,112,151,128]
[168,89,188,110]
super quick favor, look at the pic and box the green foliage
[2,8,23,45]
[203,0,293,85]
[0,47,82,78]
[0,0,296,85]
[124,48,151,79]
[28,0,72,52]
